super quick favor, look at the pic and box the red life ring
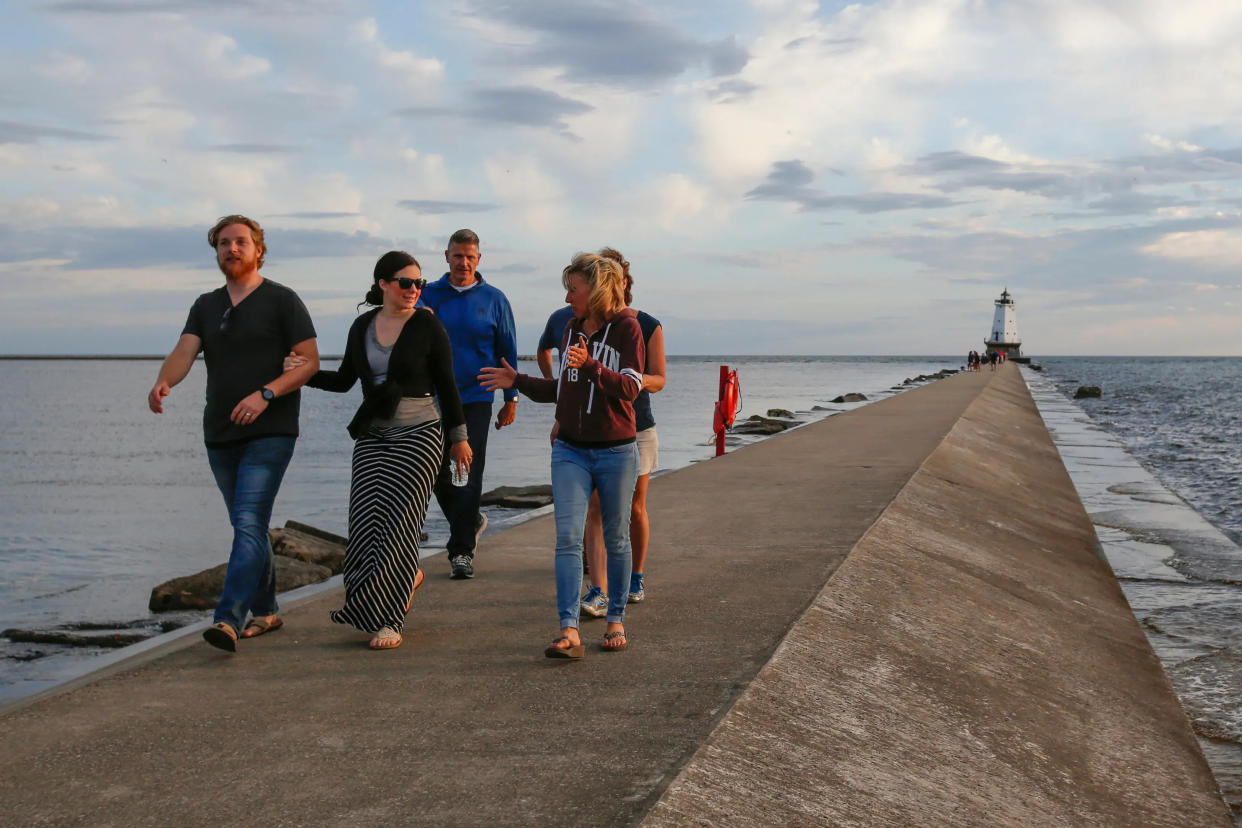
[713,369,741,433]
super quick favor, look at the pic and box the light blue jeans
[550,439,640,628]
[205,435,297,633]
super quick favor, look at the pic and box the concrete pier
[0,365,1228,826]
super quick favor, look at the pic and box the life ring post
[713,365,740,457]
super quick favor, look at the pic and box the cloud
[0,225,393,270]
[1141,228,1242,271]
[746,160,958,213]
[0,120,112,144]
[272,212,361,219]
[397,200,501,215]
[467,0,749,88]
[209,143,301,154]
[396,86,593,136]
[349,17,444,89]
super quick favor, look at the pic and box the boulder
[831,393,868,403]
[271,525,347,574]
[3,628,151,648]
[766,408,795,419]
[1074,386,1102,399]
[731,416,791,435]
[149,557,332,612]
[481,485,553,508]
[1030,363,1043,371]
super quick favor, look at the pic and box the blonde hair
[562,252,626,319]
[598,247,633,305]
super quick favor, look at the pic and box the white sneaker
[580,586,608,618]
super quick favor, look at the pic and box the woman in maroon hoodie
[480,252,644,657]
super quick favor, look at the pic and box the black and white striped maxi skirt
[330,420,442,633]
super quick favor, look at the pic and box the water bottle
[451,460,469,487]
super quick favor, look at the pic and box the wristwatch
[260,388,276,402]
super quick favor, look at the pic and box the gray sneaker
[628,573,645,603]
[580,586,608,618]
[449,554,474,579]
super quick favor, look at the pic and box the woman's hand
[565,334,590,369]
[450,439,473,480]
[283,350,308,373]
[478,358,518,391]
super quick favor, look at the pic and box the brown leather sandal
[544,636,585,659]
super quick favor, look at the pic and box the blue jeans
[434,402,492,559]
[205,436,297,632]
[550,439,639,627]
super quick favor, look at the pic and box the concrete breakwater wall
[647,367,1230,825]
[0,366,1226,826]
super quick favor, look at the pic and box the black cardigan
[308,307,467,440]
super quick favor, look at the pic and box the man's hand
[495,399,517,430]
[449,439,473,478]
[148,381,171,414]
[230,390,270,425]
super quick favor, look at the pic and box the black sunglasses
[383,276,426,290]
[220,306,233,333]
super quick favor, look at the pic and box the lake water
[1025,358,1242,822]
[0,355,957,700]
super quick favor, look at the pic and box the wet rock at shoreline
[831,393,868,403]
[1075,386,1103,399]
[2,628,151,648]
[271,525,346,574]
[732,415,795,435]
[149,557,332,612]
[481,485,553,508]
[766,408,795,419]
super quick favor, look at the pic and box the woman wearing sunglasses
[290,250,471,650]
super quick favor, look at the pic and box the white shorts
[637,427,659,477]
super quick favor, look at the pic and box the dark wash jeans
[205,435,297,632]
[434,401,492,559]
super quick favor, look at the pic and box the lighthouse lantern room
[984,288,1024,360]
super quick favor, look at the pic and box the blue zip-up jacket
[420,273,518,405]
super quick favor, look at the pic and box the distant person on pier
[286,252,470,650]
[147,214,319,652]
[989,350,999,371]
[480,252,644,658]
[419,229,519,580]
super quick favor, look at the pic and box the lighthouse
[984,288,1024,360]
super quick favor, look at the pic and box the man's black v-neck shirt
[182,279,316,446]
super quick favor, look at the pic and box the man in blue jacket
[420,229,519,579]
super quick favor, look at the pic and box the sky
[3,0,1241,356]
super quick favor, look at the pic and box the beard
[217,252,258,280]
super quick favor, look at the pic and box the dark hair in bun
[360,250,421,309]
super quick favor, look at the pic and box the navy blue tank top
[633,310,660,431]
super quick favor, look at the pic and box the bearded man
[148,215,319,652]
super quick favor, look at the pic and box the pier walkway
[0,365,1228,825]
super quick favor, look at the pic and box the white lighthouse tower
[984,288,1024,360]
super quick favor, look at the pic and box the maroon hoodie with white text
[514,308,644,444]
